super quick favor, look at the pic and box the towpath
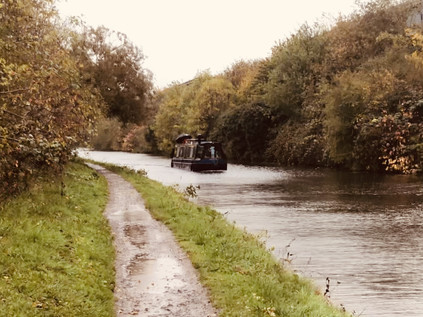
[87,163,218,317]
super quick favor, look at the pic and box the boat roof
[175,133,192,144]
[175,139,221,146]
[175,133,221,146]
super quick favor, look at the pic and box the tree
[189,75,235,136]
[265,24,328,120]
[151,0,423,173]
[223,59,261,105]
[75,26,154,125]
[0,0,102,196]
[210,102,272,163]
[322,27,423,172]
[153,72,234,153]
[323,0,415,75]
[153,84,188,153]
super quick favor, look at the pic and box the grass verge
[0,161,115,317]
[103,163,350,317]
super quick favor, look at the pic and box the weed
[184,184,200,198]
[324,277,331,297]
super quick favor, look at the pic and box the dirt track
[87,163,218,317]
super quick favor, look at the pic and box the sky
[57,0,359,88]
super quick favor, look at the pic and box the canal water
[79,150,423,316]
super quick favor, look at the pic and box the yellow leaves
[382,156,414,173]
[406,28,423,46]
[154,73,235,152]
[403,29,423,69]
[406,50,423,69]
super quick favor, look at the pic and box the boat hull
[171,158,227,171]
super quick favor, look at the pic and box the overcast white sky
[57,0,359,88]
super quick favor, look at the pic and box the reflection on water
[79,150,423,316]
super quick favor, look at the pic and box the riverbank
[0,162,115,316]
[0,160,350,316]
[103,162,350,317]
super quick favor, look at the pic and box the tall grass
[0,162,115,317]
[106,164,350,317]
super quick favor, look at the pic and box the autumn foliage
[2,0,422,188]
[0,0,155,197]
[0,0,103,196]
[153,0,423,173]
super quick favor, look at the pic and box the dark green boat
[171,134,227,172]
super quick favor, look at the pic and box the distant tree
[153,84,188,153]
[323,0,415,75]
[320,0,423,171]
[91,117,122,151]
[189,76,235,136]
[153,72,234,153]
[210,102,272,163]
[75,26,154,125]
[321,70,370,166]
[151,0,423,173]
[265,24,328,120]
[322,27,423,171]
[223,60,262,106]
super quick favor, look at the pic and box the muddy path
[87,163,218,317]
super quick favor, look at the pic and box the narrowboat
[171,134,227,171]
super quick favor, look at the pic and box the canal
[79,150,423,316]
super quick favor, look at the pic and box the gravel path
[87,163,218,317]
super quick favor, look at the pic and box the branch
[1,109,25,119]
[0,88,30,95]
[0,135,20,143]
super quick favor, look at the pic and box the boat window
[183,147,192,158]
[204,145,221,159]
[210,146,216,158]
[196,146,203,158]
[189,147,195,158]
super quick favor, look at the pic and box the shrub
[267,119,327,167]
[210,102,273,164]
[121,125,152,153]
[91,118,123,151]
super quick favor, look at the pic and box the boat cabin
[171,134,227,171]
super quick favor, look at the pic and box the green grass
[104,163,350,317]
[0,162,115,317]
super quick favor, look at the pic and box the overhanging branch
[1,109,25,119]
[0,88,29,95]
[0,135,20,143]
